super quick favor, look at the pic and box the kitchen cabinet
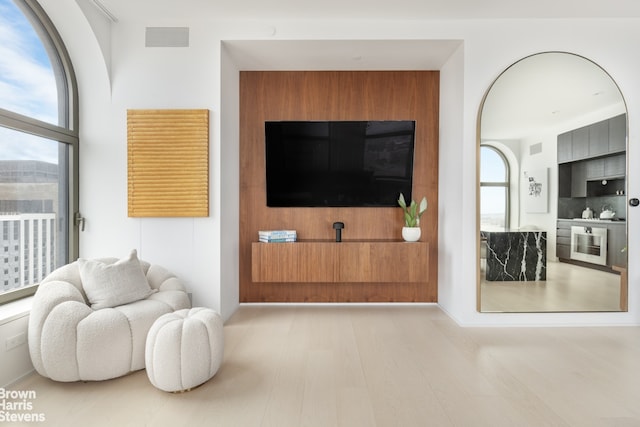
[588,120,609,157]
[557,131,572,163]
[583,154,625,180]
[556,114,627,163]
[564,156,625,198]
[558,163,571,198]
[585,158,604,179]
[556,243,571,260]
[608,223,627,267]
[556,220,572,260]
[570,162,587,197]
[571,126,590,160]
[609,114,626,153]
[604,153,626,177]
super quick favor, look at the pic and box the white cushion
[78,249,156,310]
[146,307,224,392]
[28,255,192,382]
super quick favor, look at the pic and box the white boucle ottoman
[145,307,224,392]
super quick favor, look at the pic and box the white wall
[519,132,558,257]
[0,312,31,386]
[219,44,241,320]
[437,43,465,313]
[34,3,640,326]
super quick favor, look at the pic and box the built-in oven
[570,225,607,266]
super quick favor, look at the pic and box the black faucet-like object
[333,222,344,242]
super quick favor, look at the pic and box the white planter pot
[402,226,421,242]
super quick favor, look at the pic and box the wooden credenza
[251,240,428,283]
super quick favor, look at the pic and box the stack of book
[258,230,297,243]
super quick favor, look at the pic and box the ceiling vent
[145,27,189,48]
[530,142,542,155]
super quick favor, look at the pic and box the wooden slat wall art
[127,109,209,217]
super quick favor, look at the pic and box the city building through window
[0,0,78,303]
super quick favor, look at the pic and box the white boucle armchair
[28,250,191,382]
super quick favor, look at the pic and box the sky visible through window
[0,0,58,163]
[480,146,508,220]
[480,146,507,183]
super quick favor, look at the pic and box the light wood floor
[10,304,640,426]
[480,260,622,312]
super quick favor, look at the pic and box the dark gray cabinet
[556,220,572,260]
[608,223,627,267]
[582,154,625,180]
[604,153,626,177]
[557,114,627,163]
[557,115,626,203]
[558,163,571,198]
[564,155,625,198]
[585,158,605,179]
[609,114,626,153]
[589,120,609,157]
[570,162,587,197]
[572,126,590,160]
[557,132,572,163]
[560,155,625,198]
[556,244,571,260]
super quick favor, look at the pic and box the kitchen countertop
[559,218,626,224]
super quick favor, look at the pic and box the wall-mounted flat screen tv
[265,120,416,207]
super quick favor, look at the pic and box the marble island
[483,230,547,281]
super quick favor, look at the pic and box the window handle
[74,212,86,231]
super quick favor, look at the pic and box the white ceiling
[95,0,640,22]
[481,53,625,140]
[223,40,462,71]
[91,0,631,140]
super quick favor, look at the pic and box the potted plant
[397,193,427,242]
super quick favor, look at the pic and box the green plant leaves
[398,193,407,210]
[398,193,427,227]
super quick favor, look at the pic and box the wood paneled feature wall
[240,71,439,302]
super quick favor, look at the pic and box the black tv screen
[265,120,416,207]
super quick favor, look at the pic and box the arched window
[0,0,78,303]
[480,145,510,230]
